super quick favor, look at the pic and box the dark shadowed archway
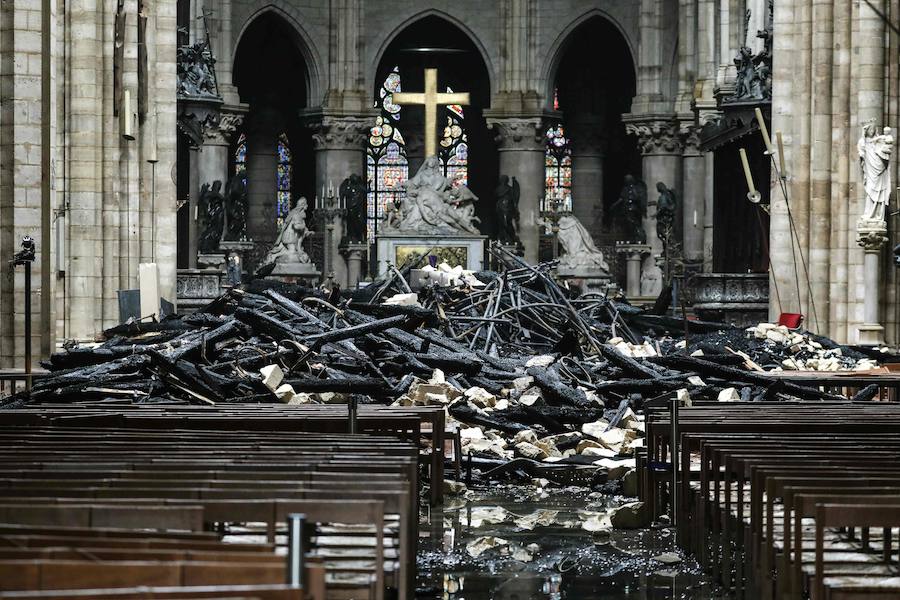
[549,16,639,267]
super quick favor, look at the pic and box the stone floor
[416,484,725,599]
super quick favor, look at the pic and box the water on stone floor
[416,484,725,599]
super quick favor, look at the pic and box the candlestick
[739,148,755,194]
[755,108,774,155]
[776,130,786,175]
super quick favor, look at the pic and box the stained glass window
[545,124,572,210]
[276,133,292,229]
[234,133,248,188]
[367,66,409,242]
[439,88,468,188]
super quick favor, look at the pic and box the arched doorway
[232,12,315,266]
[369,15,495,240]
[548,16,639,260]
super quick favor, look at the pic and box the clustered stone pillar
[307,114,370,285]
[680,125,705,269]
[616,243,651,297]
[488,117,546,264]
[624,117,684,296]
[569,121,606,236]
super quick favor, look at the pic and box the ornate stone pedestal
[856,219,888,345]
[340,242,368,288]
[689,272,769,327]
[176,269,224,313]
[556,266,612,293]
[272,263,322,284]
[198,253,226,271]
[374,235,486,275]
[615,243,651,298]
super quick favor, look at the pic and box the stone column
[198,110,244,190]
[616,243,651,298]
[569,121,606,234]
[307,114,370,284]
[487,116,546,264]
[341,242,367,288]
[245,125,277,244]
[624,117,683,292]
[856,222,887,345]
[680,124,705,269]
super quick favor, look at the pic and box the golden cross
[392,68,470,158]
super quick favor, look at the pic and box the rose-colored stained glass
[545,125,572,203]
[368,67,410,242]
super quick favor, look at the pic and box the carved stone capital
[202,111,245,145]
[307,116,370,151]
[624,117,683,155]
[857,218,889,250]
[487,117,546,151]
[679,123,702,156]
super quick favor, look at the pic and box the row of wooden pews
[640,401,900,600]
[0,404,436,600]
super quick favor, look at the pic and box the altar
[374,234,486,275]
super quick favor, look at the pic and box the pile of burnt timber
[0,421,420,599]
[1,256,874,483]
[642,402,900,599]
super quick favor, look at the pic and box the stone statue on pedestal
[858,123,893,223]
[198,180,225,253]
[340,174,367,243]
[176,41,218,99]
[495,175,520,244]
[655,182,677,244]
[382,156,480,235]
[223,176,249,242]
[545,214,609,273]
[263,197,312,265]
[611,174,647,244]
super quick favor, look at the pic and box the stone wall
[0,0,177,367]
[0,0,56,367]
[770,0,900,344]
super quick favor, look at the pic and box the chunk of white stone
[512,376,534,392]
[383,292,420,306]
[581,446,617,459]
[464,386,496,408]
[581,419,611,440]
[718,387,740,402]
[259,364,284,392]
[274,383,296,402]
[687,376,706,387]
[513,429,538,444]
[515,441,548,460]
[525,355,556,368]
[609,501,647,529]
[460,427,485,441]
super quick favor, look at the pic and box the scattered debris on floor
[5,253,886,489]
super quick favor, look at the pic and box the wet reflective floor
[416,484,727,599]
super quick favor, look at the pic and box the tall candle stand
[313,187,347,282]
[539,194,571,261]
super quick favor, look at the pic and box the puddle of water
[416,484,726,599]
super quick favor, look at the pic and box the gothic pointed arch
[232,4,323,105]
[369,14,496,237]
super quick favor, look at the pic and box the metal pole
[670,395,679,526]
[286,513,306,589]
[348,395,358,434]
[24,261,32,392]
